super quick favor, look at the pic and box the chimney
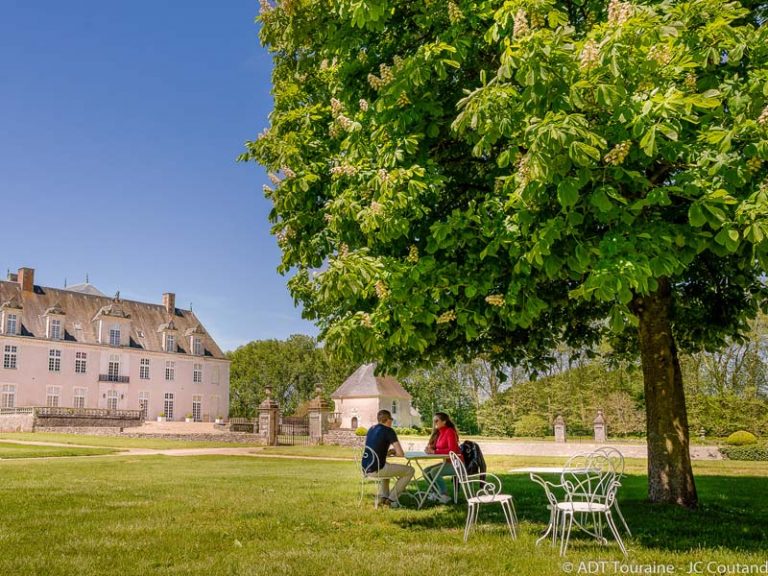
[18,268,35,292]
[163,292,176,315]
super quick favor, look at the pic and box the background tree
[402,362,481,433]
[227,335,355,416]
[244,0,768,507]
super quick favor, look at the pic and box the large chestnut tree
[243,0,768,507]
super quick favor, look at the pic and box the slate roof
[0,280,225,359]
[65,283,107,297]
[331,363,411,399]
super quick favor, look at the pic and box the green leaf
[590,188,613,213]
[688,203,706,227]
[639,126,656,157]
[557,179,580,209]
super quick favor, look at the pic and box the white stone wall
[0,413,34,432]
[333,396,418,428]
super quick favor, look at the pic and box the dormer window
[1,297,22,336]
[165,333,176,353]
[5,313,17,336]
[92,295,130,346]
[185,325,206,356]
[109,324,121,347]
[49,319,62,340]
[158,318,178,354]
[44,303,66,340]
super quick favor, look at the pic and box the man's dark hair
[377,410,393,424]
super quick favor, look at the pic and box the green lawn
[0,442,117,459]
[0,432,261,450]
[0,451,766,576]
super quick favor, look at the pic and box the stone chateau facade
[0,267,229,421]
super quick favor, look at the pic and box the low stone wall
[119,433,264,444]
[324,428,364,447]
[0,413,35,432]
[35,416,143,428]
[33,427,265,444]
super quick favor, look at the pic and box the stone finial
[309,384,331,411]
[259,385,279,410]
[554,414,566,443]
[594,410,605,424]
[593,409,607,443]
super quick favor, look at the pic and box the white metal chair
[356,446,387,509]
[449,451,517,541]
[590,447,631,536]
[556,453,628,557]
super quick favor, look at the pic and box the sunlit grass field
[0,442,117,459]
[0,432,261,450]
[0,442,766,576]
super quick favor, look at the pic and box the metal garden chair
[356,446,388,509]
[556,452,628,557]
[590,446,631,536]
[449,451,517,542]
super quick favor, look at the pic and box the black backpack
[460,440,487,479]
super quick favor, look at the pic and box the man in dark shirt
[361,409,414,507]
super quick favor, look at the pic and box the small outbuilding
[331,363,420,429]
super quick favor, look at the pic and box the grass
[0,432,261,450]
[0,442,117,459]
[0,449,766,576]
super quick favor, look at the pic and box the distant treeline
[229,315,768,438]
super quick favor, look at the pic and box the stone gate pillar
[594,410,607,443]
[258,386,279,446]
[308,385,331,445]
[554,414,566,443]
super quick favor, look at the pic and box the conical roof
[331,363,411,400]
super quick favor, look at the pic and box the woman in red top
[424,412,462,504]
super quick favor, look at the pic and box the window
[49,318,62,340]
[165,334,176,353]
[1,384,16,408]
[193,363,202,383]
[108,354,120,381]
[140,358,150,380]
[165,361,175,381]
[75,351,87,374]
[212,366,220,385]
[392,400,398,415]
[193,337,204,356]
[48,349,61,372]
[46,386,61,407]
[109,324,121,347]
[192,395,202,422]
[106,390,119,411]
[139,392,149,419]
[3,345,17,369]
[164,392,175,420]
[5,313,17,335]
[73,387,87,408]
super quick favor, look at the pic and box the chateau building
[0,267,229,421]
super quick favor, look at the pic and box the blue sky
[0,1,316,351]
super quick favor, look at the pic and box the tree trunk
[632,278,698,508]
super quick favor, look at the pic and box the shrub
[513,414,549,437]
[720,443,768,461]
[354,427,368,437]
[393,426,420,436]
[725,430,758,446]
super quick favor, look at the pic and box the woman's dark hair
[428,412,456,447]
